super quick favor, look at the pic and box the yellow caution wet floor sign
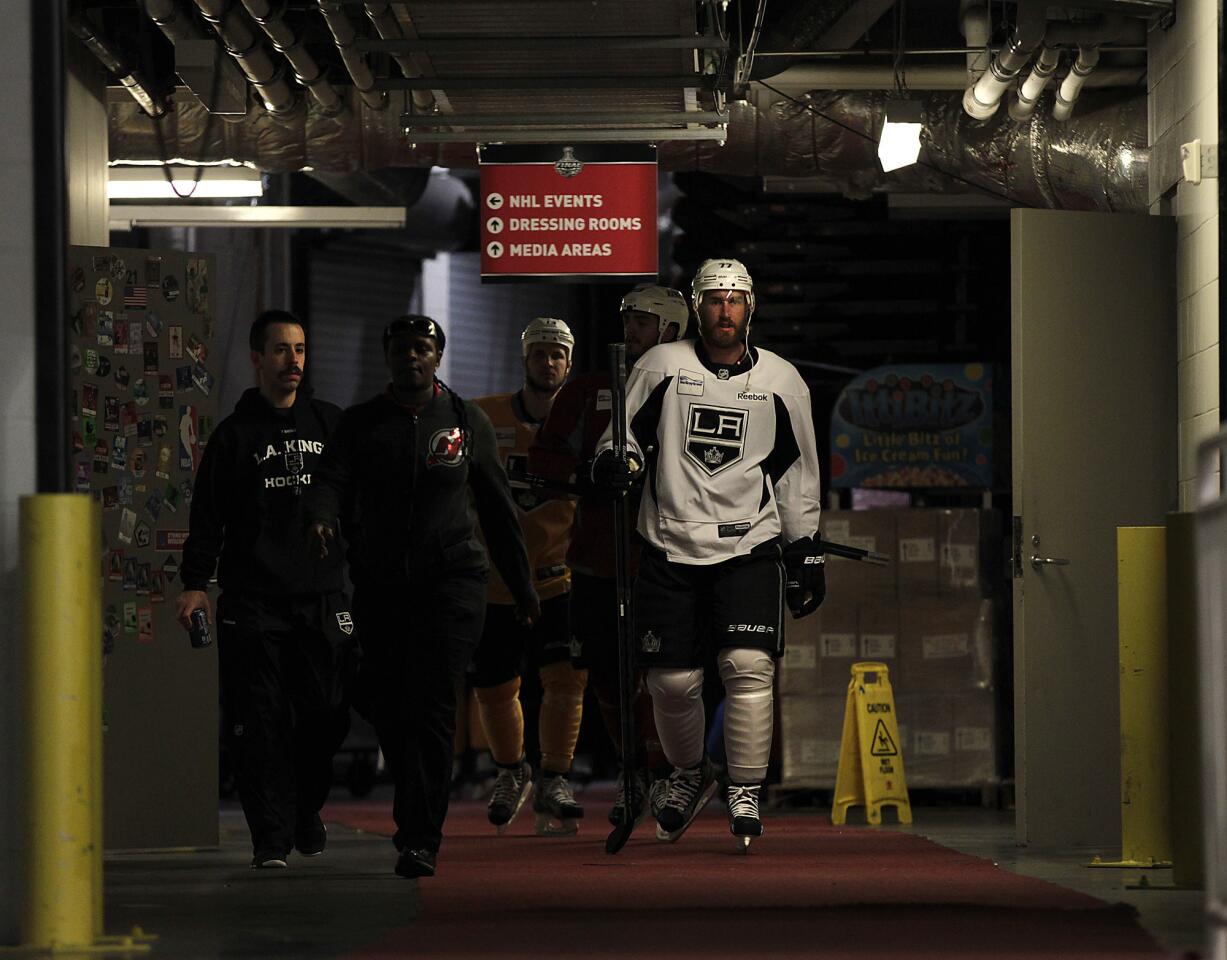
[831,661,913,826]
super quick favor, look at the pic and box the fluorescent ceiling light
[108,206,406,231]
[108,165,264,200]
[877,100,924,173]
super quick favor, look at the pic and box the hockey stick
[605,342,638,856]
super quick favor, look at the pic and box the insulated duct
[108,86,1148,212]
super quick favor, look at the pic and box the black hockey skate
[533,772,584,836]
[727,783,764,852]
[487,760,533,835]
[655,758,719,843]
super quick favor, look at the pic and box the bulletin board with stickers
[68,245,220,850]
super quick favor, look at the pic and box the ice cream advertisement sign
[830,363,992,489]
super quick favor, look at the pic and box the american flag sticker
[123,285,148,309]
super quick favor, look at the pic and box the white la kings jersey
[599,340,821,565]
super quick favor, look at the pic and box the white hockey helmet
[521,316,575,358]
[620,283,689,339]
[691,258,755,319]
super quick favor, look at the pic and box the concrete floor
[99,788,1207,959]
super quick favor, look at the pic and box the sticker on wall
[186,334,208,365]
[111,436,128,472]
[84,349,98,375]
[120,401,137,436]
[162,556,179,583]
[70,266,85,292]
[83,302,97,338]
[96,355,111,378]
[178,405,198,471]
[163,481,181,513]
[145,256,161,286]
[158,375,174,409]
[83,418,98,454]
[131,447,146,480]
[97,312,113,347]
[91,437,106,473]
[192,363,214,397]
[115,364,130,388]
[186,258,209,315]
[71,429,84,454]
[145,489,162,521]
[175,365,192,391]
[122,601,137,635]
[153,415,167,440]
[168,326,182,359]
[136,562,151,594]
[116,473,133,506]
[109,257,126,281]
[82,383,98,417]
[103,605,120,655]
[74,461,91,492]
[95,277,113,306]
[161,275,179,302]
[180,478,193,505]
[114,319,129,354]
[154,530,188,551]
[198,416,213,447]
[128,322,142,357]
[117,507,137,545]
[70,344,82,374]
[91,255,108,273]
[143,341,158,374]
[108,551,123,581]
[155,444,172,480]
[137,416,152,446]
[134,522,151,550]
[70,308,84,336]
[150,571,165,603]
[122,557,138,591]
[102,486,118,510]
[145,311,163,340]
[133,378,149,406]
[104,397,119,432]
[137,606,153,644]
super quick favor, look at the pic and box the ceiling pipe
[763,63,1143,91]
[317,1,386,111]
[68,3,168,117]
[363,2,437,113]
[962,0,1047,120]
[1053,47,1099,121]
[959,0,991,86]
[1009,46,1059,121]
[238,0,343,116]
[144,0,207,45]
[189,0,297,117]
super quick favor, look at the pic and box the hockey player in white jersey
[593,258,826,849]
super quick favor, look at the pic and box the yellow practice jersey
[474,391,576,604]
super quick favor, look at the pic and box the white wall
[0,2,35,945]
[1149,0,1221,507]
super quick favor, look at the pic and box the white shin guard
[718,647,776,784]
[646,667,706,770]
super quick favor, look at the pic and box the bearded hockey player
[472,317,586,836]
[592,259,826,849]
[529,285,688,830]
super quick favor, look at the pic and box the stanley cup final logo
[554,146,583,178]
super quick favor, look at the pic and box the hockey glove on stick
[590,449,641,495]
[784,536,826,619]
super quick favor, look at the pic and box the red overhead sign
[479,144,658,282]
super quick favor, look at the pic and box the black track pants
[217,591,354,856]
[353,573,486,855]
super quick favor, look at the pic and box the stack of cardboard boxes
[779,508,1000,789]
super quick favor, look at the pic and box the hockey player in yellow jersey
[471,317,585,836]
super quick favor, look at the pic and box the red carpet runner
[326,796,1171,959]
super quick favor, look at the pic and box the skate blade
[738,836,752,854]
[534,814,579,837]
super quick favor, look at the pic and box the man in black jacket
[176,309,354,870]
[306,314,538,880]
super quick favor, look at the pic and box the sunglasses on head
[384,317,439,340]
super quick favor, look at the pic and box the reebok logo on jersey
[640,630,661,653]
[685,404,746,476]
[726,624,776,633]
[737,391,769,403]
[718,522,751,538]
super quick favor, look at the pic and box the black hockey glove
[590,449,640,494]
[783,536,826,619]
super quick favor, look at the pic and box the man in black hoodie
[306,314,538,880]
[176,309,353,870]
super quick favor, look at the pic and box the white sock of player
[718,647,775,783]
[646,667,706,770]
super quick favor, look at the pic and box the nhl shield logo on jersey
[336,612,354,635]
[685,404,747,476]
[640,630,661,653]
[426,427,466,468]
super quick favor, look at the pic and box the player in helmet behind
[471,317,588,836]
[529,284,688,830]
[592,259,826,850]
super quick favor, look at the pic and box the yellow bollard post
[1089,526,1172,869]
[19,494,100,950]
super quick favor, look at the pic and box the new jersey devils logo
[426,427,466,468]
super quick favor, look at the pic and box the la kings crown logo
[685,404,747,476]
